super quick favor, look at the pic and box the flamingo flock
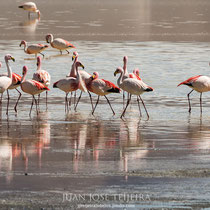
[0,2,207,118]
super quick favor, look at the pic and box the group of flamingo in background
[0,1,209,118]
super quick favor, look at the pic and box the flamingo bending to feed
[53,61,86,112]
[46,34,75,54]
[18,2,41,18]
[178,75,210,113]
[16,66,50,116]
[19,40,48,58]
[114,67,153,119]
[86,72,120,115]
[32,56,51,104]
[0,54,15,115]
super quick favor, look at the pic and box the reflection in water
[0,112,50,182]
[19,17,40,34]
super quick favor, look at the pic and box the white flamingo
[46,34,75,54]
[178,75,210,113]
[114,67,153,118]
[53,61,86,112]
[0,54,15,115]
[18,2,40,18]
[19,40,49,58]
[32,56,51,105]
[16,66,50,116]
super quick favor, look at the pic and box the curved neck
[76,64,87,92]
[21,72,27,83]
[22,42,27,53]
[48,35,53,43]
[5,58,12,79]
[37,60,41,71]
[69,56,78,77]
[117,69,124,87]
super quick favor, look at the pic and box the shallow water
[0,0,210,209]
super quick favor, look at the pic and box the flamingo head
[134,68,140,76]
[72,51,78,61]
[5,54,15,62]
[45,34,52,43]
[19,40,26,47]
[123,56,128,63]
[37,56,41,66]
[114,67,123,76]
[91,72,99,80]
[22,66,28,75]
[75,61,84,69]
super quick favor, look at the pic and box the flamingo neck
[69,56,78,77]
[123,59,128,75]
[20,72,27,84]
[23,42,27,53]
[76,64,87,92]
[37,60,41,71]
[48,35,53,43]
[117,69,124,87]
[5,58,12,79]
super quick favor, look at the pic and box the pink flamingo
[18,2,41,18]
[178,75,210,113]
[86,72,120,115]
[32,56,51,104]
[46,34,75,54]
[53,61,86,112]
[19,40,49,58]
[0,55,15,115]
[16,66,50,116]
[129,68,141,80]
[114,67,153,118]
[67,52,92,110]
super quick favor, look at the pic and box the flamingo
[45,34,75,54]
[0,54,15,115]
[32,56,51,105]
[16,66,50,116]
[86,72,120,115]
[53,61,86,112]
[129,68,141,80]
[19,40,49,58]
[177,75,210,113]
[114,67,153,119]
[18,2,40,18]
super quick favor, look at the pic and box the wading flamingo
[45,34,75,54]
[16,66,50,116]
[178,75,210,113]
[19,40,48,58]
[86,72,120,115]
[32,56,51,105]
[67,52,92,110]
[18,2,41,18]
[114,67,153,119]
[0,55,15,115]
[53,61,86,112]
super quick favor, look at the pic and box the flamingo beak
[19,43,22,47]
[80,64,85,69]
[72,55,76,61]
[11,57,15,62]
[114,70,118,76]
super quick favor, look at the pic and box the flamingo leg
[137,96,142,117]
[0,93,3,104]
[92,96,100,115]
[33,96,39,115]
[29,97,34,116]
[46,91,48,109]
[139,96,149,119]
[69,92,73,110]
[6,90,10,115]
[88,91,94,111]
[74,91,77,109]
[75,91,83,111]
[200,92,203,114]
[121,94,132,118]
[65,93,69,113]
[104,95,115,115]
[123,91,125,108]
[187,90,194,113]
[14,88,22,113]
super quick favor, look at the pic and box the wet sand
[1,0,210,209]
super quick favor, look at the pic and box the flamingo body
[20,40,48,57]
[18,2,40,17]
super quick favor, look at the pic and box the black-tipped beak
[11,57,15,62]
